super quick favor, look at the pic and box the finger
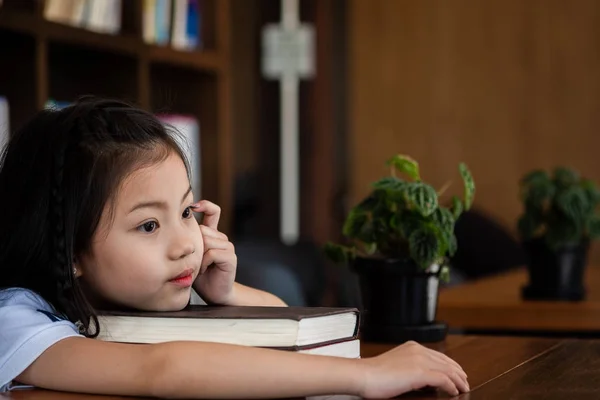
[420,371,459,397]
[429,362,469,393]
[199,225,228,241]
[426,348,465,375]
[203,236,232,252]
[191,200,221,229]
[201,249,237,272]
[427,352,467,380]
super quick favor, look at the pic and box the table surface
[437,267,600,333]
[4,335,599,399]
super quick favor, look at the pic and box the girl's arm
[17,337,468,398]
[226,282,287,307]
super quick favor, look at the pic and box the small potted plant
[325,155,475,343]
[517,167,600,301]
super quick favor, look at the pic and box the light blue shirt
[0,288,82,392]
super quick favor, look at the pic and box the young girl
[0,97,469,398]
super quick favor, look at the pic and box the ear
[73,257,83,278]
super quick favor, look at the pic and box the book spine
[186,0,201,49]
[143,0,157,44]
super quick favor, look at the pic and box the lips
[171,268,194,280]
[169,268,194,287]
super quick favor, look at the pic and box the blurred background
[1,0,599,310]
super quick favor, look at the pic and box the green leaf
[521,170,555,206]
[363,242,378,255]
[323,242,356,264]
[356,219,377,244]
[517,214,539,240]
[446,234,458,257]
[388,154,420,181]
[545,210,582,249]
[409,225,441,269]
[439,265,450,283]
[581,179,600,208]
[555,186,590,222]
[451,196,464,219]
[342,208,368,238]
[521,170,550,186]
[395,211,423,239]
[459,163,475,211]
[553,167,580,189]
[432,207,456,257]
[405,182,438,217]
[354,194,379,213]
[371,176,405,191]
[432,207,455,233]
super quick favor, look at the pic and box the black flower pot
[522,237,589,301]
[351,257,447,343]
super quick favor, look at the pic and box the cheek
[191,220,205,254]
[85,234,163,285]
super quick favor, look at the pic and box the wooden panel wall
[348,0,600,263]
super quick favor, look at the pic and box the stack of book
[143,0,202,50]
[96,305,361,358]
[44,0,122,34]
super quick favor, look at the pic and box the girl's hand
[191,200,237,305]
[360,341,469,398]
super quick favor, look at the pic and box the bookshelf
[0,0,233,233]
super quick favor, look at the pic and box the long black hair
[0,96,189,337]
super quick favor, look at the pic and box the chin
[164,288,193,311]
[122,289,193,312]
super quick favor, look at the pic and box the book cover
[101,304,359,322]
[96,305,360,350]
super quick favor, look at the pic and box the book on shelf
[0,96,9,151]
[44,0,122,34]
[144,0,202,50]
[96,305,361,358]
[157,114,201,199]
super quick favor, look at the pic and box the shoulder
[0,287,67,321]
[0,288,83,392]
[0,287,54,309]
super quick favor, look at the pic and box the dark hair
[0,96,190,337]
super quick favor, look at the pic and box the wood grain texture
[363,336,560,398]
[462,340,600,400]
[348,0,600,264]
[438,267,600,332]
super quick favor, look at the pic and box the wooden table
[437,267,600,335]
[3,335,600,399]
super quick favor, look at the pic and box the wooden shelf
[0,0,234,233]
[148,46,221,72]
[0,10,223,73]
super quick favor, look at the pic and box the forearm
[226,282,287,306]
[150,341,363,399]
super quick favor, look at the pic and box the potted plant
[325,155,475,343]
[517,167,600,301]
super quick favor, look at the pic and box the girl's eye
[138,221,158,233]
[182,207,193,219]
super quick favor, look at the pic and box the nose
[168,225,196,260]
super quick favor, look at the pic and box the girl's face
[77,152,204,311]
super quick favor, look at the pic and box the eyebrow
[128,186,193,214]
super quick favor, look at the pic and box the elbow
[143,342,210,399]
[143,343,178,399]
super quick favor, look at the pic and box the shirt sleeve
[0,289,82,392]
